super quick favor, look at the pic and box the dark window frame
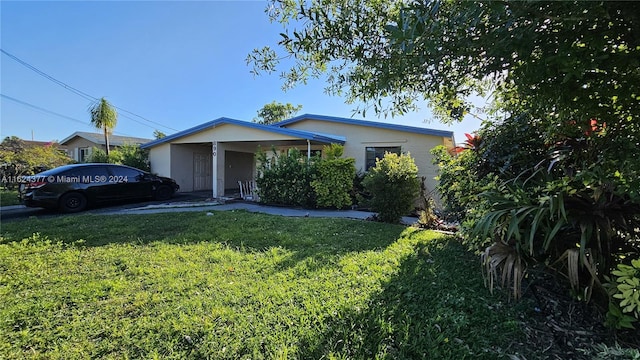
[365,146,402,171]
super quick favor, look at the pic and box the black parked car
[19,163,180,212]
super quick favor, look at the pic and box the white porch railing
[238,180,259,201]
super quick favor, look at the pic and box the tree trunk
[104,126,110,156]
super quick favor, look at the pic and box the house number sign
[212,141,217,157]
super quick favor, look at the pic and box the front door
[193,152,212,191]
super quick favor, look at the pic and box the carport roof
[140,117,346,149]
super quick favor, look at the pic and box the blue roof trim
[273,114,454,138]
[141,117,345,149]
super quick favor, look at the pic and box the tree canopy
[153,130,166,139]
[248,0,639,128]
[253,101,303,125]
[0,136,72,186]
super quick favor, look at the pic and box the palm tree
[89,97,118,155]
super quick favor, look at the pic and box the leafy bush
[86,144,150,172]
[362,152,420,223]
[433,112,640,324]
[310,145,355,209]
[605,259,640,329]
[473,138,640,301]
[86,147,110,163]
[256,147,316,207]
[0,136,73,188]
[256,145,356,209]
[117,143,150,171]
[431,145,483,221]
[311,157,355,209]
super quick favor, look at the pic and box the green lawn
[0,188,20,206]
[0,211,529,359]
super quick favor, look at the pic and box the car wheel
[154,185,173,201]
[59,192,87,213]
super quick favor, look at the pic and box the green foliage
[253,101,302,125]
[586,342,640,360]
[153,129,166,139]
[117,143,150,171]
[311,156,355,209]
[88,97,118,155]
[0,136,73,188]
[362,152,420,223]
[86,144,150,172]
[256,147,316,206]
[257,145,356,209]
[611,259,640,323]
[431,145,482,221]
[0,188,20,206]
[431,108,640,310]
[323,143,344,159]
[250,1,639,128]
[86,147,109,163]
[0,212,536,359]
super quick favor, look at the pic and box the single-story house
[60,131,152,162]
[141,114,454,199]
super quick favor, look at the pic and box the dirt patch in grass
[506,269,639,359]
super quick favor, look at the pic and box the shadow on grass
[297,238,527,360]
[0,210,405,262]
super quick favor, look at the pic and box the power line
[1,94,140,138]
[1,48,179,132]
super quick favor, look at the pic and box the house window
[306,149,322,158]
[365,146,401,170]
[79,147,91,162]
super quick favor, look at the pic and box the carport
[140,118,345,198]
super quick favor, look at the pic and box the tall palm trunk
[103,126,110,155]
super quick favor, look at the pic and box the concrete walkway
[111,200,419,225]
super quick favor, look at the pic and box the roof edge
[141,117,346,149]
[273,114,454,138]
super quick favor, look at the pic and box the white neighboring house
[60,132,152,162]
[140,114,455,199]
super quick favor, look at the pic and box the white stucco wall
[149,143,171,176]
[169,123,300,143]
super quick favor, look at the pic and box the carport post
[307,140,311,161]
[212,141,217,198]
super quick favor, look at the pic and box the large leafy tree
[88,97,118,155]
[248,1,639,126]
[253,101,302,125]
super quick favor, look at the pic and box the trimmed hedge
[362,152,420,223]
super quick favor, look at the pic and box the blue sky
[1,0,482,144]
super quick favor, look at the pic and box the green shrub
[362,152,420,223]
[605,259,640,329]
[87,147,109,163]
[431,145,484,222]
[311,157,356,209]
[256,147,316,207]
[86,144,150,172]
[117,143,150,171]
[256,145,356,209]
[0,136,73,188]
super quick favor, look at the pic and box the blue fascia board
[141,117,345,149]
[273,114,454,138]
